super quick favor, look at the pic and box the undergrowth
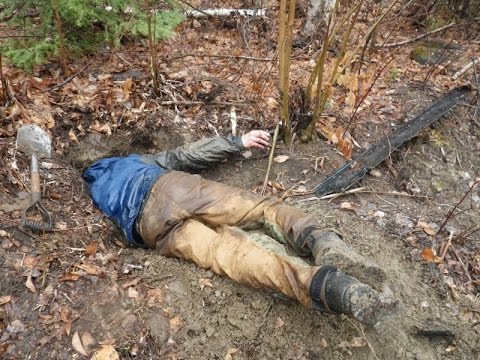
[0,0,184,70]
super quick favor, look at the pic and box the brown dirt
[1,2,479,358]
[1,85,479,359]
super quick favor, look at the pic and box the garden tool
[16,124,54,230]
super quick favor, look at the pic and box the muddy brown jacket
[83,135,245,246]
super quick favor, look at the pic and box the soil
[1,86,479,359]
[1,3,480,360]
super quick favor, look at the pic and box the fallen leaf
[55,221,68,230]
[273,155,289,163]
[25,274,36,293]
[169,315,184,332]
[147,288,167,306]
[445,344,457,352]
[127,287,139,299]
[422,248,442,263]
[0,295,11,305]
[59,273,81,282]
[68,129,78,142]
[416,221,437,236]
[91,121,112,135]
[121,277,141,289]
[90,345,119,360]
[72,331,88,356]
[269,181,285,191]
[64,321,72,336]
[81,332,96,354]
[74,263,103,276]
[242,150,252,159]
[199,278,214,290]
[60,306,71,323]
[345,91,356,109]
[340,202,359,210]
[275,316,284,329]
[224,348,240,360]
[85,242,97,256]
[338,337,367,348]
[22,256,39,269]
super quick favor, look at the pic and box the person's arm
[141,130,270,172]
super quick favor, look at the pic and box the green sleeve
[140,135,245,172]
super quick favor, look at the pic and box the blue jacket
[83,135,244,247]
[83,155,166,246]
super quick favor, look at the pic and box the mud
[1,88,479,359]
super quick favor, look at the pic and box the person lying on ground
[83,130,398,325]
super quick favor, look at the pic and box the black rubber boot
[307,230,386,290]
[310,266,398,325]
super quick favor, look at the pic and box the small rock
[394,214,414,229]
[17,192,29,200]
[167,280,187,296]
[205,326,215,337]
[145,313,170,343]
[472,193,480,203]
[251,299,263,310]
[7,320,25,334]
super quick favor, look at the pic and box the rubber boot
[310,266,398,325]
[307,230,386,289]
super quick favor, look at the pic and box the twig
[344,57,394,136]
[452,59,479,80]
[49,59,94,92]
[51,0,69,74]
[31,224,103,233]
[0,53,11,104]
[290,188,429,204]
[0,35,44,38]
[319,187,367,200]
[472,55,480,126]
[450,246,473,283]
[436,180,479,237]
[261,124,280,195]
[230,107,237,136]
[166,53,275,63]
[440,233,453,260]
[185,8,267,18]
[346,318,380,360]
[377,22,457,48]
[177,0,211,17]
[156,100,249,106]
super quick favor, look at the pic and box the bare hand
[241,130,271,149]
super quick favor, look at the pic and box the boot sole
[348,283,399,325]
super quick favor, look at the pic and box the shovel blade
[16,125,52,158]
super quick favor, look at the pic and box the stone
[145,313,170,343]
[7,320,25,334]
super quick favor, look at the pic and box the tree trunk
[301,0,336,39]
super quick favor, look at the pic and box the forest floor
[1,1,479,359]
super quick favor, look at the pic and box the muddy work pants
[137,171,321,308]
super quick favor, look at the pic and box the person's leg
[155,218,397,324]
[157,218,317,307]
[138,171,385,287]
